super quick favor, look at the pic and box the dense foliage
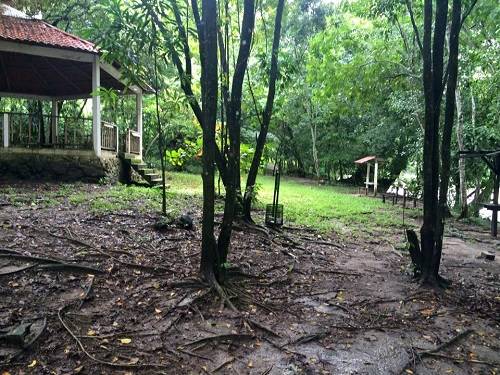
[3,0,498,216]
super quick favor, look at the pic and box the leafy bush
[165,138,202,171]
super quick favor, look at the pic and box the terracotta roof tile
[0,15,98,53]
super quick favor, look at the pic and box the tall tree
[407,0,476,285]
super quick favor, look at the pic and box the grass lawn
[166,172,413,234]
[1,172,416,235]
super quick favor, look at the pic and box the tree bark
[456,83,468,218]
[199,0,219,281]
[242,0,285,221]
[434,0,462,278]
[310,118,320,180]
[217,0,256,271]
[419,0,440,281]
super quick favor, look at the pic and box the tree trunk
[434,0,462,279]
[242,0,285,222]
[217,0,256,272]
[456,83,468,218]
[199,0,220,282]
[419,0,441,282]
[310,120,320,179]
[282,123,305,176]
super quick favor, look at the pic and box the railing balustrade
[0,111,92,149]
[101,121,119,152]
[0,112,140,157]
[127,129,141,155]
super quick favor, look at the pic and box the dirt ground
[0,182,498,374]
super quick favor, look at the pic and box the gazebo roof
[0,13,98,53]
[0,4,142,99]
[354,155,383,164]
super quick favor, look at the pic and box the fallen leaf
[420,308,434,317]
[87,329,96,336]
[119,338,132,344]
[155,308,162,314]
[129,357,140,364]
[28,360,37,368]
[247,361,253,368]
[74,365,84,373]
[405,370,414,374]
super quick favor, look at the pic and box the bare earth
[0,182,498,374]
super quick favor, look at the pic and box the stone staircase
[121,153,162,187]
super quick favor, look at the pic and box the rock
[154,216,174,231]
[480,251,495,261]
[176,214,194,230]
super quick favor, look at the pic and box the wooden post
[136,90,143,159]
[373,159,378,196]
[115,126,119,154]
[51,99,58,145]
[92,55,102,157]
[126,130,131,154]
[366,163,371,194]
[2,113,8,148]
[403,189,407,208]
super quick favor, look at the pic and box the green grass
[68,183,187,215]
[166,172,414,233]
[1,172,416,234]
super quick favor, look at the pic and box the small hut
[354,155,382,196]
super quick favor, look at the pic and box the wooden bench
[483,203,500,237]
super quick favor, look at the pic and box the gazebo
[354,155,382,196]
[0,4,149,181]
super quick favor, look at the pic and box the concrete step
[130,159,143,165]
[123,152,141,160]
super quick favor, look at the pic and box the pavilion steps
[120,153,163,187]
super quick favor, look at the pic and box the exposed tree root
[211,356,235,373]
[0,264,37,276]
[181,334,255,348]
[58,304,170,369]
[401,329,475,373]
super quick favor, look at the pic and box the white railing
[126,129,141,155]
[101,121,119,152]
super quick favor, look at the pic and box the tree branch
[405,0,423,55]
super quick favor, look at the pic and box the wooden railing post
[2,113,8,148]
[127,130,131,154]
[115,127,119,154]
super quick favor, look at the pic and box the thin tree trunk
[311,122,320,179]
[242,0,285,221]
[307,97,320,179]
[456,83,468,218]
[420,0,449,283]
[153,51,167,216]
[217,0,256,275]
[199,0,219,281]
[434,0,462,278]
